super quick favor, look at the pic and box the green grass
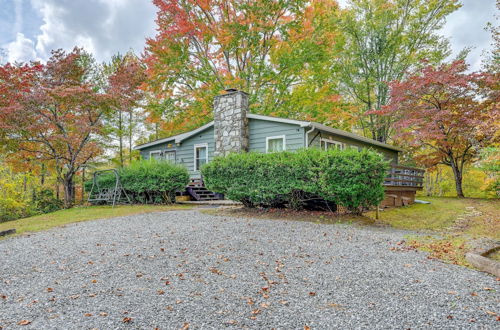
[367,197,500,239]
[366,197,499,267]
[0,204,190,238]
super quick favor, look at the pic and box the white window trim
[320,138,343,150]
[194,143,208,171]
[149,150,162,160]
[164,150,176,163]
[266,135,286,153]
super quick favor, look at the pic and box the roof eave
[307,123,404,152]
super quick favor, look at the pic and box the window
[266,135,286,153]
[150,151,162,160]
[164,151,176,163]
[194,143,208,171]
[320,138,343,150]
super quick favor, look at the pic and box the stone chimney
[213,89,249,157]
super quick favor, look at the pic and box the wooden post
[375,204,380,220]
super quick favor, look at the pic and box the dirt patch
[200,207,379,226]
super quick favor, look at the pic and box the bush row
[202,148,389,212]
[86,159,189,204]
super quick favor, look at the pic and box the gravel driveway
[0,209,498,329]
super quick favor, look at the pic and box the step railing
[384,164,424,188]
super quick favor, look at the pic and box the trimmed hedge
[86,159,189,204]
[202,148,389,212]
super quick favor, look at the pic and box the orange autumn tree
[381,60,499,197]
[143,0,350,135]
[0,48,112,207]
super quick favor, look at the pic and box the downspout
[304,124,315,149]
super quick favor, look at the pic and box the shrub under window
[201,148,388,213]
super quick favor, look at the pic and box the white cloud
[3,0,157,63]
[6,32,37,63]
[439,0,496,70]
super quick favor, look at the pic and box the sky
[0,0,497,71]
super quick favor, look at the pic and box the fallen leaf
[260,302,270,309]
[158,290,165,295]
[99,312,108,317]
[471,292,478,296]
[483,287,494,291]
[17,320,31,326]
[181,322,190,329]
[251,309,261,315]
[91,280,97,283]
[447,315,453,319]
[122,317,133,323]
[1,295,7,299]
[448,291,457,295]
[84,313,92,317]
[309,292,316,296]
[327,303,344,309]
[486,311,496,316]
[304,326,311,330]
[46,288,54,292]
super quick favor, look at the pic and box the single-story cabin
[135,89,423,207]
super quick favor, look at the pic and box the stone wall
[213,90,249,157]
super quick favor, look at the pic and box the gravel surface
[0,209,498,329]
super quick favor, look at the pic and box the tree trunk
[55,180,60,200]
[40,163,46,185]
[119,109,124,167]
[63,173,75,208]
[450,161,465,198]
[81,168,85,204]
[129,110,133,164]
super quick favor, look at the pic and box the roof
[134,114,403,152]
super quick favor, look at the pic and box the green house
[135,89,422,206]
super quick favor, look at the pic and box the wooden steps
[186,178,222,201]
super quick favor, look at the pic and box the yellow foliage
[0,163,35,222]
[421,165,499,198]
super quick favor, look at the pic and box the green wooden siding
[175,126,215,175]
[248,118,305,152]
[139,142,177,160]
[139,118,399,176]
[307,128,398,163]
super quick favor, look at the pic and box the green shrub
[86,159,189,204]
[32,188,63,214]
[202,148,388,212]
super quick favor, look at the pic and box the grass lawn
[367,197,500,239]
[367,197,500,266]
[0,204,191,239]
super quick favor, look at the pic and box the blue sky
[0,0,497,70]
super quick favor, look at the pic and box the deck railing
[384,164,424,188]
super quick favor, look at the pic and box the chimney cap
[224,88,239,93]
